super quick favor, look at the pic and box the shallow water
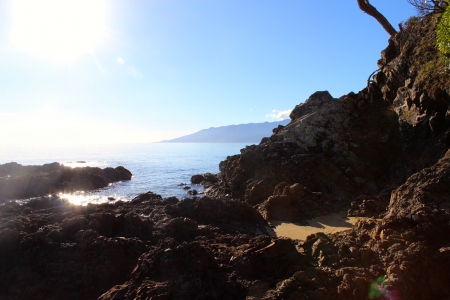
[0,143,250,204]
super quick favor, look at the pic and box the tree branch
[357,0,398,36]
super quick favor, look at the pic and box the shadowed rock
[0,162,132,200]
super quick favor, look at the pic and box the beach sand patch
[267,212,365,240]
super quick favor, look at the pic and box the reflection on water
[0,143,248,203]
[61,160,107,168]
[269,212,365,240]
[58,192,120,206]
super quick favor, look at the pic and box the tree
[407,0,448,15]
[437,5,450,56]
[357,0,398,37]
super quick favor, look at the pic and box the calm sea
[0,143,249,205]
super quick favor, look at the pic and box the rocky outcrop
[385,148,450,243]
[0,162,132,201]
[287,149,450,299]
[205,14,450,226]
[2,158,449,300]
[0,193,280,299]
[205,89,402,221]
[190,174,204,184]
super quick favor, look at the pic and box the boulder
[190,174,204,184]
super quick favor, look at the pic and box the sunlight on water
[59,192,119,206]
[0,143,250,204]
[61,160,107,168]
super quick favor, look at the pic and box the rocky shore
[0,12,450,300]
[0,162,132,201]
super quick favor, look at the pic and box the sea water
[0,143,249,205]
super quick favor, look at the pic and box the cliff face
[208,90,402,220]
[206,13,450,223]
[195,14,450,299]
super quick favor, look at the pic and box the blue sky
[0,0,416,144]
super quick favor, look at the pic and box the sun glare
[11,0,106,64]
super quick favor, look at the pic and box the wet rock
[187,189,198,195]
[0,162,132,200]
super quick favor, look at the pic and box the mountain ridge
[159,120,290,143]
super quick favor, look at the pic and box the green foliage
[437,5,450,57]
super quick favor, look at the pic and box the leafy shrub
[437,5,450,57]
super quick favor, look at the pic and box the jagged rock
[285,91,353,152]
[0,193,276,299]
[386,149,450,242]
[348,193,390,218]
[205,89,402,220]
[203,172,218,183]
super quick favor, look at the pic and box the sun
[11,0,106,64]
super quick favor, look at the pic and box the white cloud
[265,109,291,120]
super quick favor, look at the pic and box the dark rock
[164,196,180,204]
[203,172,218,183]
[190,174,204,184]
[348,193,390,218]
[187,189,198,195]
[0,163,132,200]
[61,216,89,235]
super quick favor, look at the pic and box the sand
[267,212,365,240]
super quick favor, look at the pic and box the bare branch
[357,0,398,36]
[407,0,448,15]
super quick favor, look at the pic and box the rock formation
[0,162,132,201]
[205,14,450,225]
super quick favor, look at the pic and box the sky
[0,0,417,144]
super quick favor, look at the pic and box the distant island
[159,120,290,143]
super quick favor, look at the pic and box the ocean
[0,143,250,205]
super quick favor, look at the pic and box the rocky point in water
[1,12,450,300]
[0,162,132,201]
